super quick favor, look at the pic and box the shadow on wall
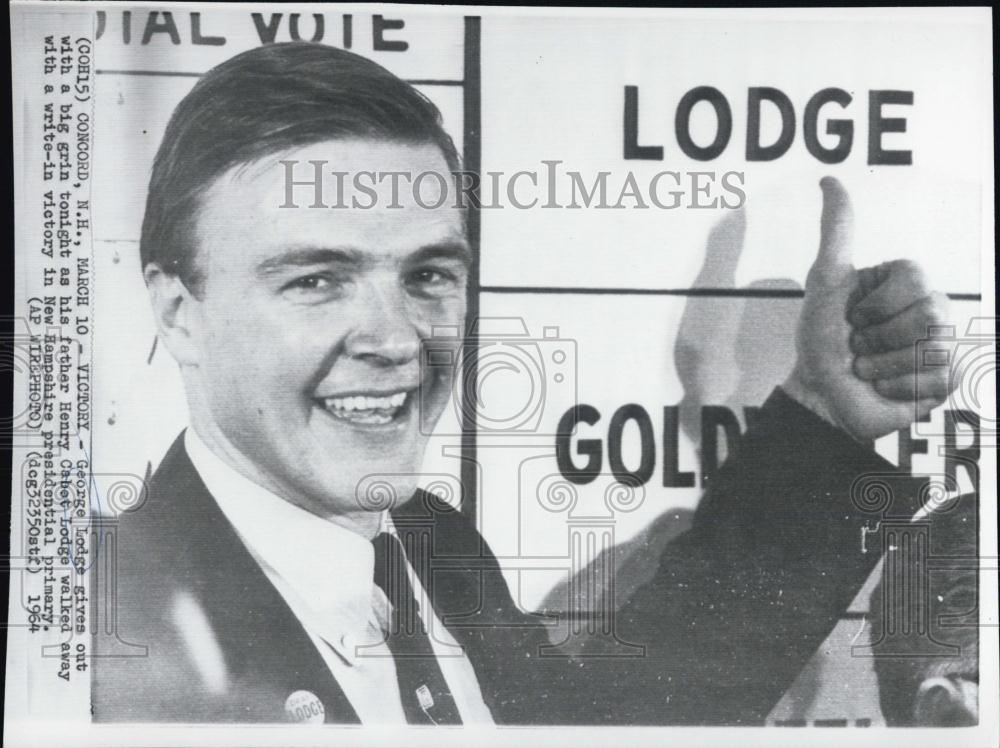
[541,207,801,624]
[674,208,801,441]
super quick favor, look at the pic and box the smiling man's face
[181,139,467,530]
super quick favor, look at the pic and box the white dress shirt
[184,429,494,725]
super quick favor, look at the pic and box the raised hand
[783,176,954,442]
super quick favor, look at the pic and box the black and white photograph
[4,4,996,747]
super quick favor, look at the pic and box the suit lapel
[391,490,552,723]
[153,435,360,724]
[154,442,544,724]
[390,489,486,631]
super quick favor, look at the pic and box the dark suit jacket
[91,389,933,725]
[91,436,551,724]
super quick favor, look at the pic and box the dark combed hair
[140,42,461,292]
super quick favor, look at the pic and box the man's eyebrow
[255,241,473,276]
[255,247,364,275]
[406,242,473,269]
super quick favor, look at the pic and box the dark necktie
[372,531,462,725]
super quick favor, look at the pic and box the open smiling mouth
[316,390,414,427]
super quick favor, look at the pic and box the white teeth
[320,391,410,423]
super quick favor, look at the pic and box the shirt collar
[183,428,391,660]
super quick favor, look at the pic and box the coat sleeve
[559,387,923,725]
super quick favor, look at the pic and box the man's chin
[348,472,422,513]
[310,438,426,508]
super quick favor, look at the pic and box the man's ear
[144,263,202,367]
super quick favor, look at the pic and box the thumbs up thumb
[808,176,855,288]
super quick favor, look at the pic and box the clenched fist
[783,176,955,442]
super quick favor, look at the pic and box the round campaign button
[284,690,325,724]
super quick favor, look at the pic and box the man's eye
[280,273,343,300]
[412,269,446,284]
[406,268,460,294]
[289,275,329,290]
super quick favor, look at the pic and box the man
[92,42,960,725]
[869,491,978,726]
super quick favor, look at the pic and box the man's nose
[343,285,422,366]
